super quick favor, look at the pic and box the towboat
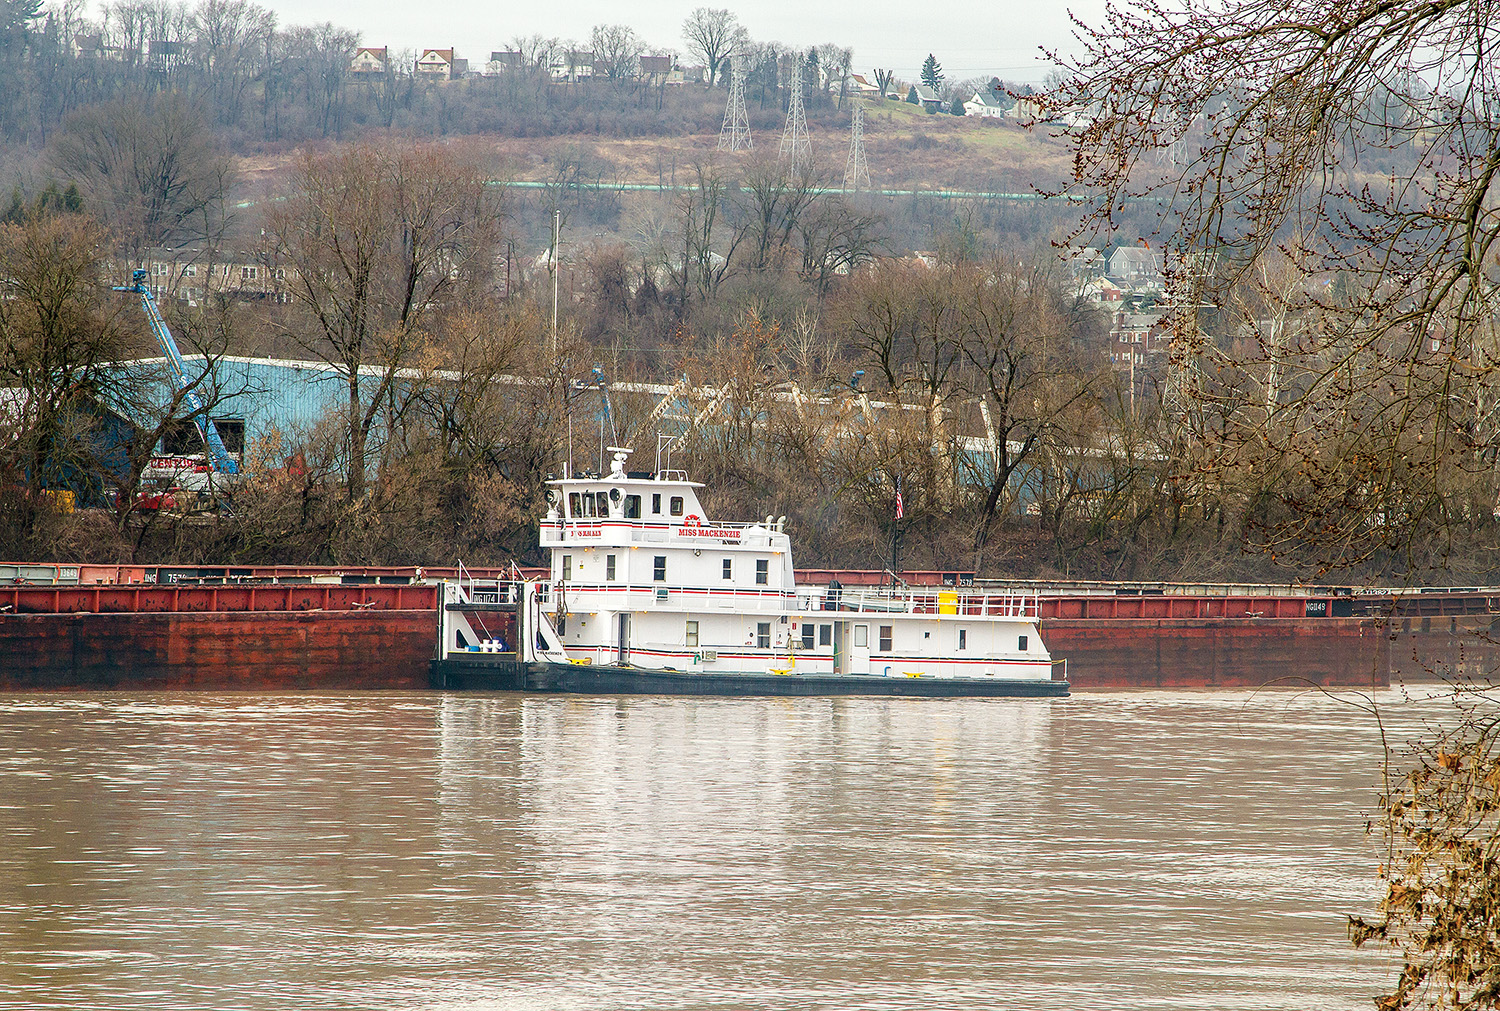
[430,450,1068,697]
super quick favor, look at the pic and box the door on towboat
[616,613,630,664]
[849,623,871,675]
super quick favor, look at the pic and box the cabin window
[879,626,893,651]
[756,622,771,648]
[801,624,814,650]
[652,493,661,514]
[819,624,832,646]
[596,491,609,515]
[853,625,868,648]
[567,492,581,517]
[755,559,768,585]
[958,628,967,650]
[722,559,732,579]
[606,555,616,581]
[561,555,572,580]
[686,620,699,647]
[1019,634,1028,651]
[670,496,684,516]
[653,556,666,581]
[624,495,641,518]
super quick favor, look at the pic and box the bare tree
[267,143,503,501]
[829,255,1101,565]
[509,33,558,76]
[1045,0,1500,570]
[588,23,643,82]
[48,91,235,252]
[192,0,276,126]
[680,7,743,88]
[0,212,125,500]
[873,68,895,100]
[735,154,821,273]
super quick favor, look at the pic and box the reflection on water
[0,690,1416,1009]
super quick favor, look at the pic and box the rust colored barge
[0,583,437,691]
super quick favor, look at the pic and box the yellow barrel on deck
[938,590,958,615]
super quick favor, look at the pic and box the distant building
[486,50,524,74]
[848,73,883,96]
[1109,309,1172,407]
[1108,245,1163,288]
[147,39,184,72]
[638,54,684,85]
[350,47,388,74]
[127,248,292,307]
[963,81,1008,118]
[551,50,594,81]
[416,48,467,80]
[906,83,943,114]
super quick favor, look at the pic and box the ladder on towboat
[442,578,570,664]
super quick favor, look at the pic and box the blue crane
[114,269,240,475]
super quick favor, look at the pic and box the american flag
[894,479,904,520]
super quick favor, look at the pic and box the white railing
[445,576,1036,620]
[451,577,524,606]
[558,582,796,612]
[827,586,1040,618]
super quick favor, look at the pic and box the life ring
[684,514,701,527]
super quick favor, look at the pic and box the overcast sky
[253,0,1112,84]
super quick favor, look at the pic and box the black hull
[430,658,1069,697]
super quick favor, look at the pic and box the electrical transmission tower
[717,70,753,152]
[843,103,870,191]
[779,65,812,168]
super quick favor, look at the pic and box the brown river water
[0,689,1435,1010]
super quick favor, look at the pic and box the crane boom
[114,269,239,475]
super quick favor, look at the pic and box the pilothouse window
[670,496,684,517]
[652,493,661,514]
[568,492,581,517]
[624,495,641,518]
[596,491,609,516]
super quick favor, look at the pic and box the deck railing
[448,576,1037,619]
[831,586,1040,618]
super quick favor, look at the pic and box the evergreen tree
[920,53,943,91]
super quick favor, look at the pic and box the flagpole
[890,475,902,587]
